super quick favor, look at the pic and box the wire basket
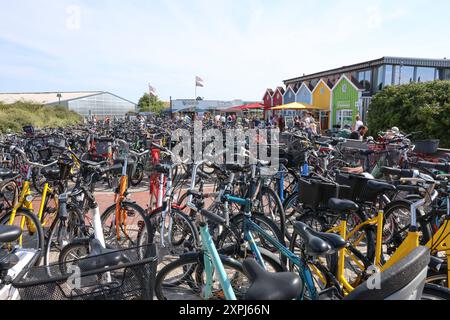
[13,245,157,301]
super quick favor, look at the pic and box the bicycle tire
[0,209,44,265]
[101,201,154,250]
[422,283,450,300]
[154,252,248,300]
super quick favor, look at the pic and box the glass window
[416,67,436,83]
[399,66,415,85]
[336,110,353,129]
[357,69,372,91]
[439,68,450,80]
[385,65,394,86]
[376,66,384,91]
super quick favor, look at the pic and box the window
[416,67,436,83]
[439,68,450,80]
[376,66,385,91]
[385,65,394,86]
[342,84,347,93]
[398,66,415,85]
[336,110,353,129]
[357,69,372,91]
[320,88,325,95]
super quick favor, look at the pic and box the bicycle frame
[223,194,318,300]
[9,166,54,246]
[199,223,237,300]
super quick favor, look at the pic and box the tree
[367,81,450,147]
[138,93,166,114]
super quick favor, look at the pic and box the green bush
[0,101,82,133]
[367,81,450,148]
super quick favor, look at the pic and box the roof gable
[312,79,332,93]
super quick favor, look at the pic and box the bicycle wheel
[0,209,44,265]
[44,205,86,266]
[218,213,286,259]
[0,180,19,218]
[254,187,286,240]
[383,200,433,254]
[426,264,448,288]
[422,284,450,300]
[148,207,199,269]
[101,202,153,250]
[130,163,145,187]
[154,253,249,300]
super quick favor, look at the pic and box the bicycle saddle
[294,221,346,253]
[0,225,21,244]
[293,222,332,256]
[328,198,359,213]
[77,239,130,272]
[366,180,396,193]
[243,259,303,300]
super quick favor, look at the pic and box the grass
[0,101,82,133]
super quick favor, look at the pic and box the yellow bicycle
[0,145,59,263]
[329,177,449,294]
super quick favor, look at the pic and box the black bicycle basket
[13,244,157,301]
[299,177,351,209]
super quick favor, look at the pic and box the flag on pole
[149,84,157,96]
[196,76,204,87]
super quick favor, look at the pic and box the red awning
[225,103,265,112]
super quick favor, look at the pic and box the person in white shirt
[354,115,364,131]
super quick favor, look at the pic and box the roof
[0,91,136,105]
[284,56,450,85]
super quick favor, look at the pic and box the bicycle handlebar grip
[200,209,227,226]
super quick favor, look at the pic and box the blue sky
[0,0,449,102]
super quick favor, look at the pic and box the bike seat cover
[328,198,359,212]
[293,222,332,256]
[243,259,302,300]
[0,225,21,243]
[78,239,129,272]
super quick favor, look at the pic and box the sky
[0,0,449,103]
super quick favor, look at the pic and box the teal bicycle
[154,188,303,300]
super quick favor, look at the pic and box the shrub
[0,101,82,133]
[367,81,450,148]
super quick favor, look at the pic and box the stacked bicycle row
[0,120,449,300]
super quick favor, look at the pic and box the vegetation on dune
[0,101,82,133]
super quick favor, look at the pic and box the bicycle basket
[38,148,53,161]
[336,173,375,202]
[299,178,351,209]
[13,244,157,301]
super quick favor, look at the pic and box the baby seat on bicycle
[345,246,430,300]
